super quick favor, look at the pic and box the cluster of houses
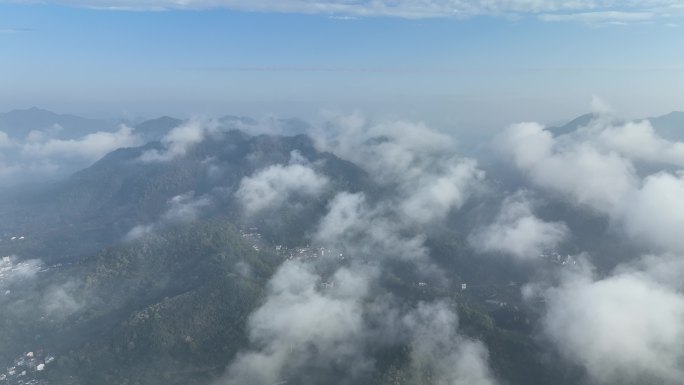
[538,249,577,266]
[0,236,26,243]
[0,350,54,385]
[239,227,263,251]
[275,244,342,261]
[239,225,345,262]
[0,257,38,288]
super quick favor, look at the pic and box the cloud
[0,124,142,189]
[403,301,498,385]
[7,1,681,23]
[125,191,212,240]
[22,124,141,161]
[314,115,484,225]
[236,153,330,216]
[314,192,428,262]
[622,172,684,252]
[539,10,655,24]
[221,261,375,385]
[139,119,217,162]
[499,103,684,384]
[41,280,86,318]
[0,131,12,148]
[496,110,684,252]
[495,121,638,214]
[0,256,43,286]
[0,27,33,33]
[538,263,684,384]
[161,192,212,222]
[222,115,495,383]
[469,191,569,260]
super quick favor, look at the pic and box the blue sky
[1,1,683,129]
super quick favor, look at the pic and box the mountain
[0,129,372,262]
[547,111,684,139]
[134,116,184,142]
[546,113,595,136]
[0,107,116,140]
[647,111,684,142]
[0,125,588,385]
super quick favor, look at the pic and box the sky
[1,0,683,130]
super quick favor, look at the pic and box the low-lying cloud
[222,115,496,384]
[537,260,684,384]
[503,103,684,384]
[0,124,141,188]
[470,191,568,260]
[140,119,217,162]
[496,112,684,253]
[22,124,141,161]
[236,153,330,216]
[125,191,212,241]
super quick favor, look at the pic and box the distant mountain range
[0,107,117,140]
[547,110,684,141]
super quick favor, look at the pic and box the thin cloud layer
[8,0,681,23]
[125,192,212,241]
[222,262,374,385]
[22,125,141,161]
[0,124,141,188]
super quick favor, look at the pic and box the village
[539,249,578,267]
[239,227,345,262]
[0,256,41,291]
[0,350,54,385]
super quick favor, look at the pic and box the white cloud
[221,261,374,385]
[470,192,568,259]
[162,192,212,222]
[0,256,43,286]
[540,266,684,384]
[622,172,684,252]
[314,115,483,225]
[502,103,684,384]
[497,111,684,252]
[0,125,142,189]
[9,1,681,23]
[41,281,85,318]
[399,159,483,225]
[125,192,212,241]
[236,157,330,216]
[140,119,217,162]
[21,124,141,161]
[539,10,655,24]
[222,115,497,384]
[314,192,428,262]
[496,121,638,214]
[596,120,684,167]
[0,131,12,148]
[404,301,498,385]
